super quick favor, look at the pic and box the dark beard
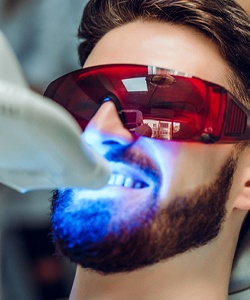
[50,149,237,275]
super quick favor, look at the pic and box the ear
[233,179,250,211]
[231,149,250,211]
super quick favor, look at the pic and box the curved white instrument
[0,82,111,192]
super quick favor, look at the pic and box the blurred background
[0,0,88,299]
[0,0,249,300]
[0,0,88,93]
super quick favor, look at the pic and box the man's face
[51,21,238,273]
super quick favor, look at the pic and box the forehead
[84,20,231,91]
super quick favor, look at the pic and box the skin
[237,0,250,13]
[61,20,250,299]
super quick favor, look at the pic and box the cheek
[153,142,233,205]
[142,140,182,203]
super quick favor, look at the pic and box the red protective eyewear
[44,64,250,143]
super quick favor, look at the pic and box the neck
[69,234,236,300]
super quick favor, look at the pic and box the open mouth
[108,172,149,189]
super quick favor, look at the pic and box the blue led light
[52,192,114,251]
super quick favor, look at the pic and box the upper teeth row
[108,173,145,189]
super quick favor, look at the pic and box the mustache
[104,144,161,181]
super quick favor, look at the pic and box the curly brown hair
[78,0,250,105]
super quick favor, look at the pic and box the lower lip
[73,184,151,201]
[107,183,147,189]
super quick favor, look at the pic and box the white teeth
[115,174,125,186]
[124,177,134,188]
[134,182,142,189]
[108,174,116,185]
[108,173,146,189]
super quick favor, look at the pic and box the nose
[83,101,134,150]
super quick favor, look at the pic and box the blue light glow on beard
[51,189,113,251]
[51,144,161,254]
[51,188,159,257]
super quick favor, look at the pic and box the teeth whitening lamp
[0,31,110,193]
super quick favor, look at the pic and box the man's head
[48,0,250,275]
[78,0,250,105]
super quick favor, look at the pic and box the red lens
[44,64,250,143]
